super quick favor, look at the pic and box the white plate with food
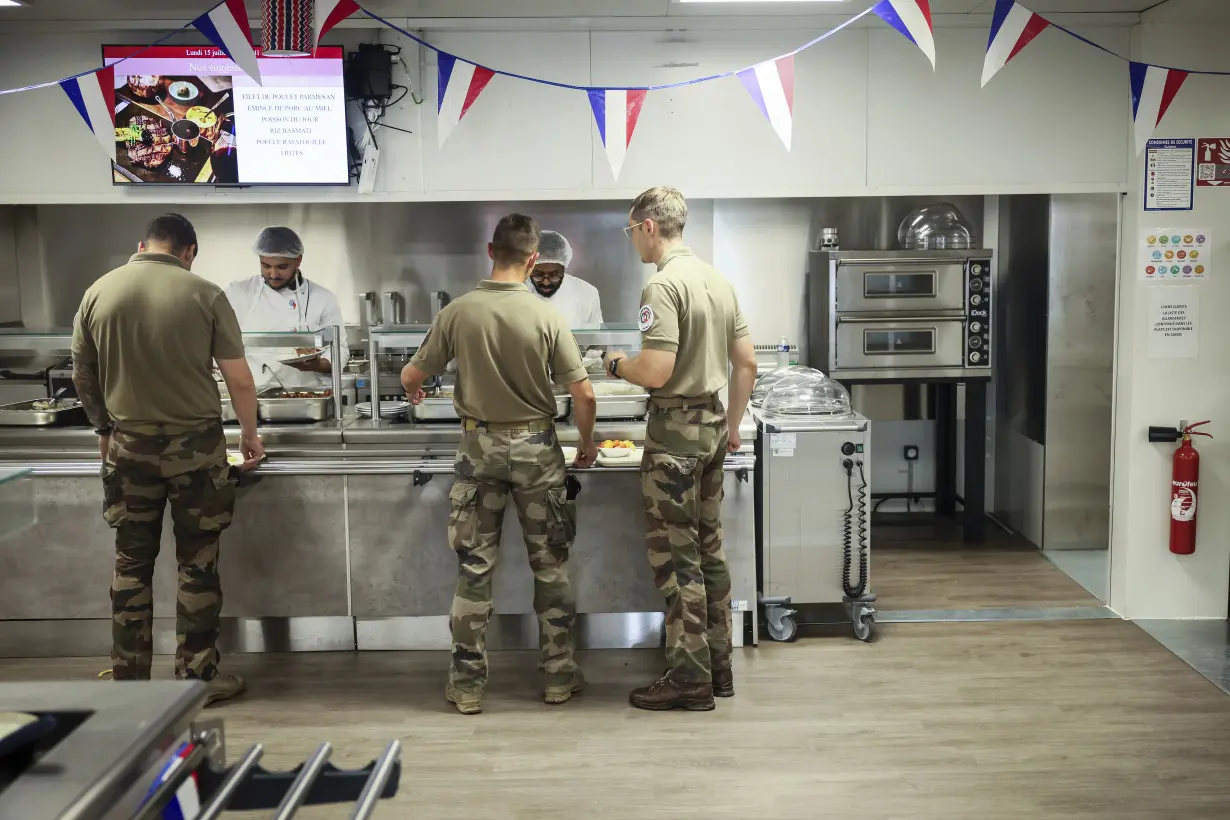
[168,81,199,102]
[562,446,577,463]
[279,348,322,365]
[597,441,642,466]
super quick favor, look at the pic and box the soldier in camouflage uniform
[402,214,599,715]
[73,213,264,706]
[604,188,759,711]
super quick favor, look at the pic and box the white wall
[0,20,1132,203]
[1110,23,1230,619]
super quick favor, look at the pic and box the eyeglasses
[532,270,565,282]
[623,219,648,238]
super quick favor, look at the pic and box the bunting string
[9,0,1230,170]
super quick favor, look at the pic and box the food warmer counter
[0,415,759,658]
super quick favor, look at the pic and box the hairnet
[254,226,305,259]
[536,230,573,269]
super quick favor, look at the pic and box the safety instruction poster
[1147,287,1199,360]
[1145,138,1195,211]
[1141,228,1211,281]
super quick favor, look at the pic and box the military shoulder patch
[639,304,655,332]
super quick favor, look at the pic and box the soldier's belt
[648,394,719,410]
[460,417,554,433]
[113,419,223,437]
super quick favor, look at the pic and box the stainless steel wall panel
[1043,194,1116,553]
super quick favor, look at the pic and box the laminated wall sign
[1147,287,1199,360]
[1196,138,1230,186]
[1141,228,1211,281]
[1144,138,1195,211]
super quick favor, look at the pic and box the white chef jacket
[223,274,348,391]
[527,275,604,330]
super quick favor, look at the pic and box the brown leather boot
[712,668,734,698]
[629,672,715,712]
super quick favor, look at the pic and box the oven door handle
[836,257,958,266]
[835,315,967,324]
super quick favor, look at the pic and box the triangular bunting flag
[193,0,262,86]
[982,0,1050,87]
[873,0,936,69]
[313,0,359,52]
[437,53,495,148]
[60,66,117,160]
[737,55,795,151]
[1130,62,1189,155]
[588,88,647,180]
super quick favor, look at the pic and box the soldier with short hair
[401,213,599,716]
[73,212,264,706]
[604,187,759,712]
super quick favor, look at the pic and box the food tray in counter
[257,390,334,423]
[411,397,459,421]
[0,399,89,427]
[594,394,648,420]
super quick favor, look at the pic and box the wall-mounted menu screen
[102,46,349,186]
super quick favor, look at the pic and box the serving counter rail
[0,416,758,658]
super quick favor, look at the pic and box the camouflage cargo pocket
[101,465,126,528]
[640,453,699,523]
[202,464,238,532]
[448,479,479,552]
[546,485,577,550]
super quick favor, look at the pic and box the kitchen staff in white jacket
[527,230,604,329]
[223,227,348,391]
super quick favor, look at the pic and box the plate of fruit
[598,440,639,465]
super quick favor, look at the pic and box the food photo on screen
[102,46,349,186]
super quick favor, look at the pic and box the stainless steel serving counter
[0,416,759,657]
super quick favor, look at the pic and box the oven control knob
[971,264,983,274]
[970,278,984,292]
[970,321,983,334]
[970,294,984,306]
[970,351,982,363]
[969,336,982,349]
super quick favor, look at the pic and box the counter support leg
[934,384,957,517]
[963,380,987,543]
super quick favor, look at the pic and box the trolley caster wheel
[766,613,798,643]
[852,608,877,643]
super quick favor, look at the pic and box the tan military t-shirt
[72,252,245,432]
[639,246,750,398]
[410,280,587,423]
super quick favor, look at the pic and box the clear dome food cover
[761,367,853,417]
[751,366,804,407]
[897,203,975,250]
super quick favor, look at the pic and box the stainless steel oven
[807,249,993,381]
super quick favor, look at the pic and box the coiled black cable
[842,460,870,598]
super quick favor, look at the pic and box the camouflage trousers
[448,420,579,695]
[642,396,732,684]
[102,421,235,681]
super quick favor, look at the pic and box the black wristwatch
[607,357,620,378]
[95,424,113,436]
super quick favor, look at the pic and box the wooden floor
[4,620,1229,819]
[873,523,1101,611]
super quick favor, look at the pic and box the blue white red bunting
[314,0,359,53]
[982,0,1050,87]
[139,742,201,820]
[737,55,795,151]
[192,0,262,85]
[437,53,495,148]
[1130,62,1189,156]
[872,0,936,69]
[588,88,647,180]
[59,66,117,160]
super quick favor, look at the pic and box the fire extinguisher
[1150,420,1213,555]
